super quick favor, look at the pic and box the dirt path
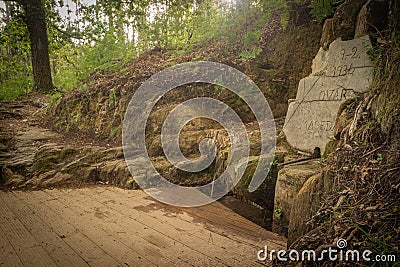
[0,186,285,266]
[0,95,58,172]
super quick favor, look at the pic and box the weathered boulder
[40,172,72,188]
[1,128,61,172]
[283,36,373,153]
[272,161,321,237]
[147,129,209,158]
[288,170,333,246]
[97,159,138,189]
[31,143,78,175]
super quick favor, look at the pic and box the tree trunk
[5,2,12,62]
[20,0,53,93]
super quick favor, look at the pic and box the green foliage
[1,0,291,98]
[0,74,32,102]
[213,85,226,96]
[279,8,290,29]
[0,2,32,101]
[370,39,400,134]
[190,0,286,48]
[0,40,32,102]
[52,44,80,91]
[80,32,127,75]
[376,153,383,164]
[188,1,229,45]
[52,31,129,91]
[309,0,344,22]
[274,208,283,217]
[238,47,262,61]
[367,45,384,62]
[66,123,72,132]
[110,126,118,138]
[243,31,260,47]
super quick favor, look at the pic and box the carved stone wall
[283,36,373,153]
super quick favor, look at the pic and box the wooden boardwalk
[0,187,285,266]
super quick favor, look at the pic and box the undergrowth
[0,74,32,102]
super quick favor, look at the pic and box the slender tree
[20,0,53,92]
[3,0,53,93]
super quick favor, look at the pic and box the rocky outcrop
[252,7,322,118]
[355,0,389,38]
[272,0,387,248]
[287,170,333,246]
[320,0,368,49]
[35,4,325,195]
[0,98,138,189]
[1,140,137,189]
[206,126,279,210]
[272,161,322,237]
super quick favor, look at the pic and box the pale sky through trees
[58,0,96,22]
[0,0,96,22]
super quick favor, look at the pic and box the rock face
[288,171,333,246]
[1,140,138,189]
[272,162,321,237]
[320,0,368,49]
[355,0,389,38]
[283,36,373,153]
[204,125,286,227]
[0,98,138,190]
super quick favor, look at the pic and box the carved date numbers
[304,120,334,132]
[332,64,355,77]
[340,47,358,60]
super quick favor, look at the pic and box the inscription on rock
[283,36,373,153]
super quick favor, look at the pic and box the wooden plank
[14,191,124,267]
[78,187,267,266]
[182,204,283,246]
[0,225,24,267]
[44,188,222,267]
[40,189,190,267]
[96,187,260,246]
[102,187,285,249]
[0,192,58,267]
[0,187,287,267]
[4,191,89,267]
[31,189,151,266]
